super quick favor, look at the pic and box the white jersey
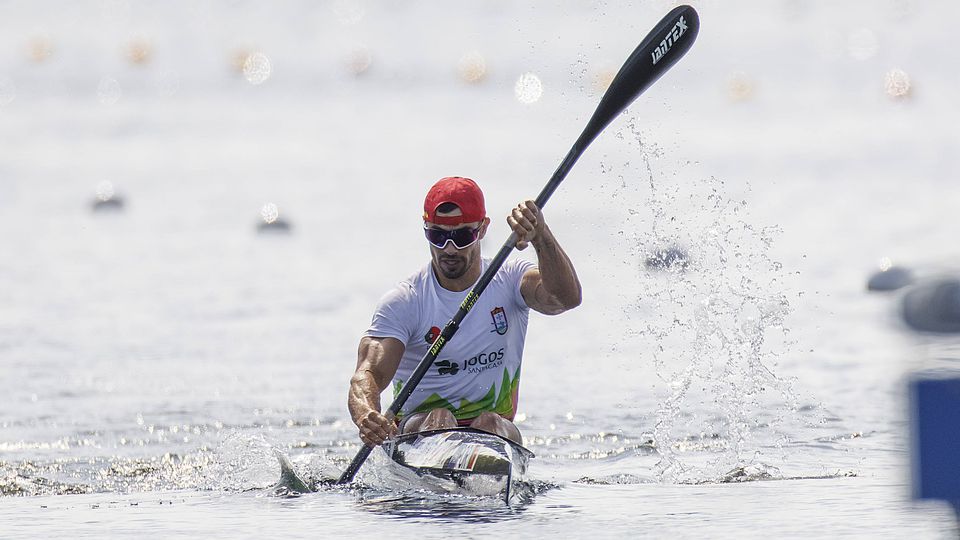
[363,258,535,422]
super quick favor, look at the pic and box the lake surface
[2,0,959,537]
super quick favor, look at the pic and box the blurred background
[2,0,959,537]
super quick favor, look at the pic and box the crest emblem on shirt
[490,307,508,335]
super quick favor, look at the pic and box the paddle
[337,4,699,485]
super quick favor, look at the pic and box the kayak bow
[384,427,534,502]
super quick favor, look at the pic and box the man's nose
[441,241,460,255]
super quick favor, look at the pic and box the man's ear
[479,217,491,239]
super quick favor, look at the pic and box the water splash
[199,432,280,490]
[600,119,805,484]
[0,452,211,496]
[0,431,342,497]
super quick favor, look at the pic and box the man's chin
[440,266,466,280]
[438,260,466,279]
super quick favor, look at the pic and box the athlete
[347,176,581,446]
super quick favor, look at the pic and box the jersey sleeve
[362,284,417,344]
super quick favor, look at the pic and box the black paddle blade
[579,5,699,149]
[534,5,699,207]
[273,450,314,494]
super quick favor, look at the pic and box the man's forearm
[348,370,383,425]
[532,225,582,310]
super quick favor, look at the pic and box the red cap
[422,177,486,226]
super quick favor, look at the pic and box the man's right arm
[348,336,405,446]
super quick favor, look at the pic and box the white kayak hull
[383,427,533,502]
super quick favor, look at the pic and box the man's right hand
[357,410,397,447]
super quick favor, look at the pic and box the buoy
[867,265,913,292]
[91,181,124,212]
[901,278,960,334]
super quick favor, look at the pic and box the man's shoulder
[379,263,432,303]
[401,262,434,290]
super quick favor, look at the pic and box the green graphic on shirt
[398,366,521,420]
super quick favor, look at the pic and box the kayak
[272,427,534,501]
[383,427,534,502]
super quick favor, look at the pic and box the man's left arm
[509,200,582,315]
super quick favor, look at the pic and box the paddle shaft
[337,4,699,485]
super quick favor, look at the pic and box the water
[2,0,960,537]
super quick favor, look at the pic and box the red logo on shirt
[424,326,441,344]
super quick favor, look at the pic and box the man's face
[426,219,489,280]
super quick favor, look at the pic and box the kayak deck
[383,427,534,502]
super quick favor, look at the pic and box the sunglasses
[423,225,482,250]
